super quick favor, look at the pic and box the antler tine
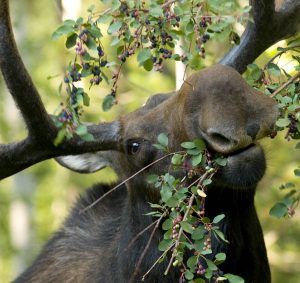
[0,0,57,140]
[220,0,300,74]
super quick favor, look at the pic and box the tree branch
[0,0,56,140]
[220,0,300,73]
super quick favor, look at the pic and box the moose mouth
[213,143,266,189]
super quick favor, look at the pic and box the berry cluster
[172,213,183,240]
[195,262,206,276]
[285,113,299,140]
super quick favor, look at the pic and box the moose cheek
[214,145,266,189]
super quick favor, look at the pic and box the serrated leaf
[194,139,206,151]
[187,255,197,269]
[172,154,183,166]
[102,95,115,111]
[80,133,95,141]
[137,49,152,65]
[213,229,229,243]
[149,4,163,17]
[192,226,205,240]
[147,174,159,184]
[215,252,226,262]
[269,202,288,218]
[294,169,300,177]
[267,63,281,77]
[65,33,78,49]
[158,239,173,251]
[180,221,194,234]
[206,259,218,271]
[162,219,173,230]
[224,274,245,283]
[203,179,212,186]
[54,128,66,146]
[83,93,90,106]
[107,21,122,34]
[157,133,168,147]
[192,154,202,167]
[276,118,290,127]
[215,158,227,167]
[184,270,194,280]
[181,142,196,149]
[143,58,153,71]
[213,214,225,224]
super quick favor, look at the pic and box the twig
[142,243,175,281]
[80,151,184,213]
[263,44,300,71]
[164,171,210,275]
[129,213,166,283]
[126,219,159,250]
[270,71,300,98]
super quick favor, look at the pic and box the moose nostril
[209,132,232,146]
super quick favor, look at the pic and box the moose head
[0,0,299,282]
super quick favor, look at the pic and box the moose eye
[127,140,142,155]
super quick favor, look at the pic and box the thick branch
[0,121,121,180]
[220,0,300,73]
[0,0,57,140]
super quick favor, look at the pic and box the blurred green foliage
[0,1,299,282]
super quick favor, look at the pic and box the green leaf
[107,21,122,34]
[296,142,300,149]
[215,158,227,167]
[157,133,168,147]
[184,269,194,280]
[149,4,163,17]
[137,49,152,65]
[294,168,300,177]
[206,259,218,271]
[172,154,183,166]
[51,20,76,40]
[160,185,172,203]
[187,255,197,269]
[65,33,78,49]
[224,274,245,283]
[162,219,173,230]
[180,221,194,234]
[213,229,229,243]
[83,93,90,106]
[181,142,196,149]
[267,63,281,77]
[143,58,153,71]
[165,196,179,207]
[147,174,159,184]
[213,214,225,224]
[276,118,290,127]
[203,179,212,186]
[194,139,206,151]
[194,279,206,283]
[192,154,202,167]
[192,226,205,240]
[90,25,102,38]
[75,124,88,136]
[269,202,288,218]
[54,128,66,146]
[102,95,116,111]
[158,239,173,251]
[215,252,226,264]
[153,144,166,151]
[87,4,95,12]
[80,133,95,141]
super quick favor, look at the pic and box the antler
[220,0,300,73]
[0,0,121,180]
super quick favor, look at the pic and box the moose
[0,0,299,282]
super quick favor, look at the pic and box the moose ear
[55,153,111,173]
